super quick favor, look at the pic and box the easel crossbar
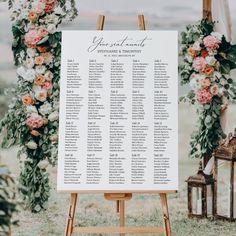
[73,226,165,234]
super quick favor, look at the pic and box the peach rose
[34,56,44,65]
[204,66,214,76]
[187,47,197,57]
[34,74,45,85]
[41,52,53,65]
[28,11,38,21]
[31,130,40,136]
[200,78,211,88]
[22,95,33,105]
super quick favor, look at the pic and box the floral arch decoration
[0,0,78,212]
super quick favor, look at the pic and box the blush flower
[203,35,220,51]
[42,80,52,90]
[24,29,42,48]
[34,88,47,102]
[38,27,48,38]
[193,57,206,72]
[34,74,45,86]
[196,89,213,104]
[210,84,219,96]
[200,78,211,88]
[26,113,44,129]
[34,56,44,65]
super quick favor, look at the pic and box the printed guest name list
[57,31,178,192]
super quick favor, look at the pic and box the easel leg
[160,193,171,236]
[65,193,78,236]
[120,200,125,236]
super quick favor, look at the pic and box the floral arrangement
[179,19,236,159]
[0,0,77,212]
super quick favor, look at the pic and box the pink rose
[26,113,44,129]
[203,35,220,51]
[35,2,45,14]
[38,27,48,38]
[193,57,206,72]
[42,81,52,90]
[196,88,213,104]
[24,29,42,47]
[35,88,47,102]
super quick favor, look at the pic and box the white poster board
[57,31,178,192]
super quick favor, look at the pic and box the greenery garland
[0,0,77,212]
[180,19,236,159]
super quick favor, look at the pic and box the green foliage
[189,96,225,158]
[0,165,19,236]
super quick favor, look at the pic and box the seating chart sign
[57,31,178,192]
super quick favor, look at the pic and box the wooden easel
[64,15,174,236]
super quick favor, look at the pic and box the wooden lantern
[186,162,215,218]
[214,129,236,221]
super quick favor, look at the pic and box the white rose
[48,111,59,121]
[205,56,217,66]
[26,141,37,150]
[211,32,223,41]
[27,48,36,57]
[37,160,49,169]
[192,41,201,51]
[26,105,38,114]
[35,65,46,74]
[44,71,54,81]
[39,102,52,115]
[17,66,26,77]
[25,58,35,69]
[25,69,36,82]
[47,24,56,34]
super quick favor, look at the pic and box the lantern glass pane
[192,187,202,215]
[216,160,231,217]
